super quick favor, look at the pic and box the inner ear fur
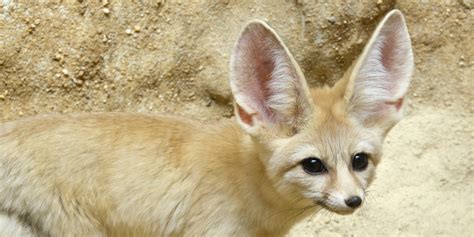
[343,10,414,131]
[229,20,314,136]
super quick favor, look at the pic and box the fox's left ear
[345,10,414,133]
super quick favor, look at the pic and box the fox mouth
[315,201,356,215]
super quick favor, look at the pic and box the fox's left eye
[352,152,369,171]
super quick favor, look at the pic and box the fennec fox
[0,10,413,236]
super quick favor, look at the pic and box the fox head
[229,10,413,214]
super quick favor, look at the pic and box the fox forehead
[278,113,381,169]
[310,120,379,163]
[288,91,382,167]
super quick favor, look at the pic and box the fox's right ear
[344,10,414,133]
[229,20,313,137]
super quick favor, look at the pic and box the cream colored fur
[0,213,35,237]
[0,10,413,237]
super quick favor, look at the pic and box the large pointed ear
[344,10,414,133]
[229,20,313,136]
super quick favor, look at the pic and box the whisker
[295,204,318,218]
[292,204,316,220]
[270,197,309,218]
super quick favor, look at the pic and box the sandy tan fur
[0,10,413,237]
[0,113,313,236]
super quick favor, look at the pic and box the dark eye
[352,152,369,171]
[301,157,326,175]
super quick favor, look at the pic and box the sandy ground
[0,0,473,236]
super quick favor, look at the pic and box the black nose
[345,196,362,208]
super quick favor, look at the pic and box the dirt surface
[1,0,473,236]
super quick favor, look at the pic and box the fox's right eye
[301,157,326,175]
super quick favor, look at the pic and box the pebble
[74,79,83,85]
[125,28,132,35]
[133,25,141,32]
[54,53,62,61]
[328,16,336,24]
[62,68,69,76]
[102,8,110,14]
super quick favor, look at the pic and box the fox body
[0,10,413,236]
